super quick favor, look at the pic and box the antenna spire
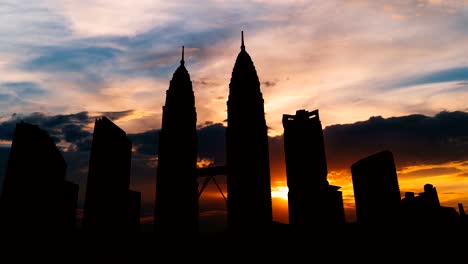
[181,46,185,65]
[241,31,245,51]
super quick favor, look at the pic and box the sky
[0,0,468,228]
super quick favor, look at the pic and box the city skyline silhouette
[0,32,466,240]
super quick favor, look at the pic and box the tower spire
[241,31,245,51]
[181,46,185,65]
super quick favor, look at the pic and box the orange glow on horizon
[266,159,468,223]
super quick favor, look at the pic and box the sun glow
[197,158,214,168]
[271,186,289,200]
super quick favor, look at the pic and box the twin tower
[154,32,272,235]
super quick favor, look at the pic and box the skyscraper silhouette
[154,47,198,236]
[351,150,401,225]
[226,32,273,232]
[83,116,140,232]
[282,109,345,232]
[0,121,78,232]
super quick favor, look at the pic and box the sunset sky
[1,0,468,227]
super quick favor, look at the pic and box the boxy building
[282,109,345,232]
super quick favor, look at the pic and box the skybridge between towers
[197,166,227,202]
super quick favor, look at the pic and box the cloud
[1,82,46,97]
[196,123,226,166]
[44,0,175,37]
[26,46,121,73]
[394,67,468,88]
[101,110,135,121]
[399,167,462,178]
[324,111,468,170]
[0,112,93,150]
[128,130,158,156]
[0,1,70,48]
[128,122,226,161]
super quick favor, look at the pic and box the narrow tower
[154,46,198,236]
[282,109,345,232]
[226,32,273,232]
[83,116,139,232]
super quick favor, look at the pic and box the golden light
[271,186,289,200]
[197,158,214,168]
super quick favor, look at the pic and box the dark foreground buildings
[351,150,401,225]
[0,121,78,232]
[154,47,199,236]
[282,109,345,232]
[83,116,140,232]
[400,183,460,226]
[226,32,273,232]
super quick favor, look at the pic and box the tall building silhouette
[351,150,401,225]
[83,116,140,232]
[282,109,345,232]
[0,121,78,232]
[226,32,272,231]
[154,47,198,236]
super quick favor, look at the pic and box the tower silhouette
[83,116,140,232]
[0,121,78,232]
[154,46,198,236]
[282,109,345,232]
[226,32,273,232]
[351,150,401,225]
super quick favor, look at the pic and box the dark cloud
[0,111,93,149]
[128,130,158,156]
[193,80,220,88]
[196,123,226,166]
[61,124,93,151]
[262,81,276,87]
[324,111,468,170]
